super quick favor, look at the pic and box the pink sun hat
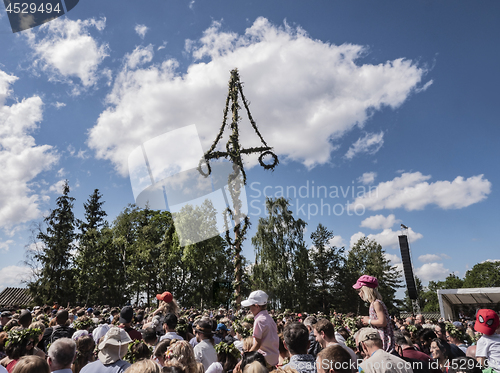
[353,275,379,289]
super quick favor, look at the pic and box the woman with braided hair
[72,335,95,373]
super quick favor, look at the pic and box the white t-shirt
[159,331,184,341]
[476,333,500,371]
[194,339,218,371]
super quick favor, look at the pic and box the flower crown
[6,328,42,347]
[176,322,188,335]
[232,319,252,338]
[215,342,241,360]
[73,318,95,331]
[166,348,184,361]
[445,322,463,340]
[124,340,153,364]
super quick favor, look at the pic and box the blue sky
[0,0,499,298]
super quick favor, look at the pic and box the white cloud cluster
[416,262,450,281]
[0,70,59,229]
[419,254,442,263]
[135,24,149,39]
[125,44,154,69]
[345,131,384,159]
[53,102,66,109]
[350,227,422,249]
[353,172,491,211]
[0,265,32,291]
[49,180,66,194]
[88,17,428,176]
[360,213,399,229]
[329,235,345,247]
[0,240,14,251]
[385,253,403,273]
[26,17,108,89]
[358,172,376,185]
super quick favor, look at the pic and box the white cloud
[418,254,442,263]
[345,131,384,159]
[353,172,491,211]
[189,1,195,10]
[26,17,108,89]
[329,235,345,247]
[135,24,149,39]
[385,253,402,265]
[416,262,450,281]
[416,80,433,93]
[0,70,59,229]
[125,44,154,69]
[53,102,66,109]
[57,168,65,177]
[368,227,422,248]
[76,149,88,159]
[88,17,428,176]
[385,253,403,273]
[358,172,376,185]
[480,259,500,264]
[360,214,399,229]
[0,265,32,291]
[349,232,366,248]
[349,227,422,249]
[49,180,66,194]
[0,240,14,251]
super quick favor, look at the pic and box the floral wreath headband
[6,328,42,347]
[166,348,184,361]
[215,342,241,360]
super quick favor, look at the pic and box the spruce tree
[74,189,108,304]
[310,223,345,313]
[28,180,76,305]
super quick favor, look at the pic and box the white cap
[241,290,268,307]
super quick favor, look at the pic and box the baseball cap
[156,291,173,303]
[474,309,499,336]
[358,328,382,342]
[119,306,134,324]
[353,275,379,289]
[216,323,229,331]
[241,290,268,307]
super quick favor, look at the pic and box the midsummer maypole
[198,68,279,309]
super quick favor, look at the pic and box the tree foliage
[251,197,309,310]
[310,223,345,313]
[27,181,76,305]
[463,261,500,288]
[27,185,414,313]
[342,237,403,315]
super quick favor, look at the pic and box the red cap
[353,275,379,289]
[475,309,499,335]
[156,291,173,303]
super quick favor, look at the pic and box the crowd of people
[0,275,498,373]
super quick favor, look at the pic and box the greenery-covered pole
[198,68,278,309]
